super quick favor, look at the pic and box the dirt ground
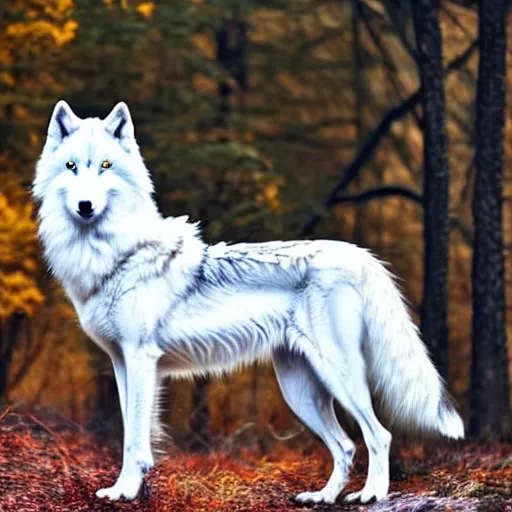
[0,408,510,512]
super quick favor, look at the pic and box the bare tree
[469,0,510,439]
[411,0,450,380]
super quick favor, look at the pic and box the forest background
[0,0,511,451]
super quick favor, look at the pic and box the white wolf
[33,101,464,504]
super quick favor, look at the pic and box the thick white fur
[34,101,464,504]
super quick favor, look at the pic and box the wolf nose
[78,200,94,218]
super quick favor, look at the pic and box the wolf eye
[101,160,112,169]
[66,161,76,171]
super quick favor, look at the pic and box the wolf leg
[305,284,391,503]
[109,349,127,430]
[96,346,158,501]
[272,348,355,505]
[112,356,127,429]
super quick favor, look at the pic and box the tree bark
[411,0,450,380]
[0,312,26,404]
[469,0,510,439]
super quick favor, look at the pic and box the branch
[301,91,421,236]
[445,38,478,74]
[300,38,478,237]
[359,2,423,128]
[333,188,473,247]
[333,185,423,205]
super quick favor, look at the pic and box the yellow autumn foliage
[3,0,77,52]
[7,19,78,47]
[256,182,281,212]
[0,181,44,318]
[137,2,155,19]
[191,33,216,60]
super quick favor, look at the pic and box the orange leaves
[0,179,44,318]
[0,190,37,273]
[137,2,155,19]
[3,0,77,54]
[192,73,217,93]
[256,180,282,212]
[0,272,44,317]
[42,0,74,18]
[0,412,511,512]
[0,72,16,88]
[190,33,215,60]
[6,19,78,47]
[165,451,322,510]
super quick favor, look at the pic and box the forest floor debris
[0,408,510,512]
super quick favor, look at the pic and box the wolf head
[33,101,155,225]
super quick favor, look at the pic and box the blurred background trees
[0,0,510,445]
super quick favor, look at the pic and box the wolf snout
[77,200,94,218]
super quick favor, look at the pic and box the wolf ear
[103,102,135,142]
[47,100,81,142]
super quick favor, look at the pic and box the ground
[0,408,510,512]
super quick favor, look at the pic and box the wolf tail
[357,249,464,439]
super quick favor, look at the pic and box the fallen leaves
[0,408,510,511]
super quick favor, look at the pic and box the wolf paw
[344,487,387,504]
[294,490,336,505]
[96,477,142,501]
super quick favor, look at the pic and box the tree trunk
[469,0,510,439]
[0,312,26,404]
[215,18,247,130]
[411,0,450,380]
